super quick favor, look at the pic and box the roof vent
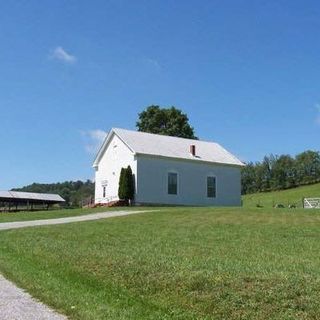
[190,145,196,156]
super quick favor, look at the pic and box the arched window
[207,176,216,198]
[168,172,178,195]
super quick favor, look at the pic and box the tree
[118,168,126,200]
[270,155,296,190]
[295,151,320,185]
[60,187,71,205]
[241,162,256,194]
[124,166,135,204]
[118,166,135,204]
[136,105,197,139]
[254,156,272,192]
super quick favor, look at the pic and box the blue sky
[1,0,320,190]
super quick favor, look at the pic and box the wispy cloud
[50,46,77,64]
[315,103,320,125]
[81,129,107,154]
[145,58,162,71]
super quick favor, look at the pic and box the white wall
[94,133,136,204]
[135,155,241,206]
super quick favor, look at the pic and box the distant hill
[242,182,320,208]
[12,180,94,207]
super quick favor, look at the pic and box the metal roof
[0,191,65,202]
[93,128,244,167]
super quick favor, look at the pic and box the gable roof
[93,128,244,167]
[0,191,65,203]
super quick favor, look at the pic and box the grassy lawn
[243,182,320,208]
[1,207,320,319]
[0,206,146,223]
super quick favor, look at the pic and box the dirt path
[0,209,152,231]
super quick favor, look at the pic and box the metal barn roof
[0,191,65,203]
[93,128,244,167]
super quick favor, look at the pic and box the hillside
[242,182,320,208]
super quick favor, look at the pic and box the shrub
[118,166,135,204]
[118,168,126,200]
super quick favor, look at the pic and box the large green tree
[270,155,296,190]
[295,151,320,185]
[241,162,256,194]
[136,105,197,139]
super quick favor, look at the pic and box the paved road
[0,209,152,319]
[0,209,151,231]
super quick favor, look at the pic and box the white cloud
[145,58,161,71]
[315,103,320,125]
[81,129,107,154]
[50,46,77,64]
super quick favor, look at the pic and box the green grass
[242,182,320,208]
[1,207,320,319]
[0,206,145,223]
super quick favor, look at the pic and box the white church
[93,128,244,206]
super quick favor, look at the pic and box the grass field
[242,182,320,208]
[1,207,320,319]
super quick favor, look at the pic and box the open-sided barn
[0,191,65,211]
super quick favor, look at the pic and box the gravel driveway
[0,209,151,231]
[0,275,67,320]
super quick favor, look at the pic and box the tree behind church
[136,105,197,139]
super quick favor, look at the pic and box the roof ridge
[112,127,218,145]
[93,127,244,167]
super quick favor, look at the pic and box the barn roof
[93,128,244,167]
[0,191,65,203]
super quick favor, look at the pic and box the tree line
[241,150,320,194]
